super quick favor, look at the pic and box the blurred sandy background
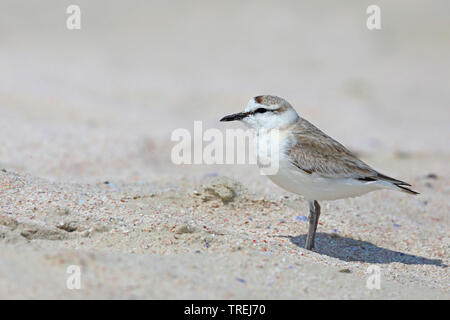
[0,0,448,299]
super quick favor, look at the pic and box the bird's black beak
[220,112,248,122]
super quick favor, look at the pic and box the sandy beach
[0,0,448,299]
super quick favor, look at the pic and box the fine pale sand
[0,1,449,299]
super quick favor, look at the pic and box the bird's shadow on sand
[283,233,447,267]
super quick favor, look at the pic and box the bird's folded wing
[287,133,374,179]
[287,119,410,186]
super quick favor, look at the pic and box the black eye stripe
[254,108,268,114]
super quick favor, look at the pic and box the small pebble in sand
[0,216,19,230]
[175,224,197,234]
[339,268,352,274]
[20,226,68,240]
[90,224,110,233]
[200,176,240,204]
[49,206,70,216]
[57,221,79,232]
[80,230,90,238]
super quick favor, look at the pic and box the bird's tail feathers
[374,175,419,195]
[395,184,419,195]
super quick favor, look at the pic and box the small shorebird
[220,95,418,250]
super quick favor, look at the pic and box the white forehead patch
[244,98,279,113]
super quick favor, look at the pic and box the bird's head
[220,95,299,130]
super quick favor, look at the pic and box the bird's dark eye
[254,108,268,114]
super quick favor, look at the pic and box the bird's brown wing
[287,118,411,186]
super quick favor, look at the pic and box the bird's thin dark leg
[305,200,321,250]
